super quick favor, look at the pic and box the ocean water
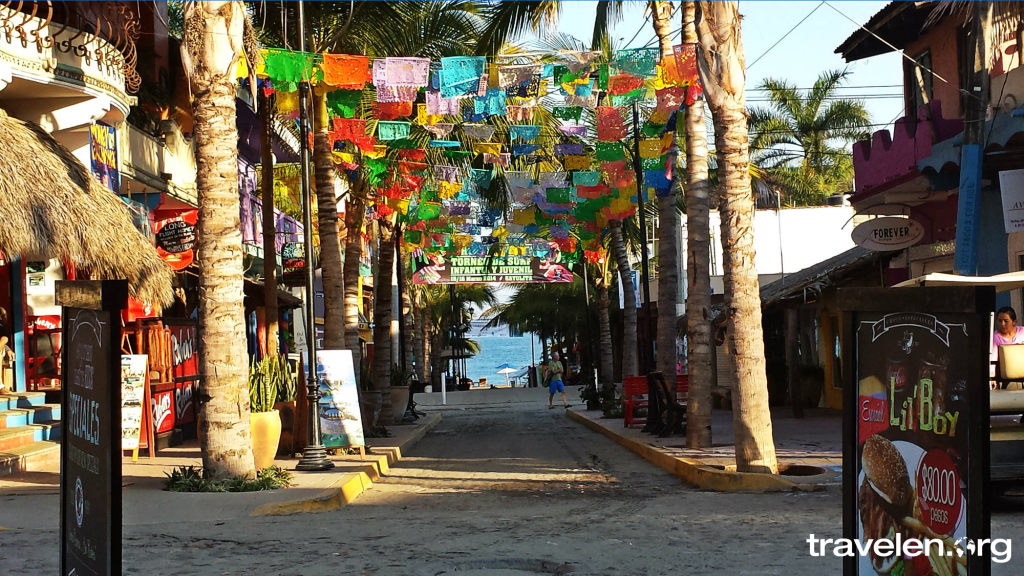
[464,334,542,385]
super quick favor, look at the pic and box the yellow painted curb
[566,409,832,492]
[251,412,442,516]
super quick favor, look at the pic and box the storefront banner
[282,242,307,287]
[89,122,119,193]
[151,390,174,434]
[841,287,991,576]
[121,355,147,450]
[999,168,1024,233]
[154,210,198,271]
[175,381,196,425]
[412,253,573,284]
[316,349,365,447]
[167,322,198,381]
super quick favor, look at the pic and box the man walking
[545,352,569,409]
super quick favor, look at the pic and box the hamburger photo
[859,434,914,575]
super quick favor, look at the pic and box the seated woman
[993,306,1024,388]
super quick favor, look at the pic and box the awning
[894,271,1024,293]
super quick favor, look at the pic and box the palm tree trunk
[652,0,681,383]
[343,187,366,383]
[373,217,396,422]
[415,302,428,384]
[184,0,255,478]
[683,0,713,449]
[696,0,778,474]
[610,220,638,378]
[402,281,414,375]
[313,93,345,350]
[259,90,278,356]
[596,281,614,388]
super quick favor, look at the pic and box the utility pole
[632,101,655,374]
[954,0,993,275]
[295,0,333,472]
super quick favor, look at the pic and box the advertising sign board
[57,280,126,576]
[852,217,925,252]
[839,287,992,576]
[316,349,365,447]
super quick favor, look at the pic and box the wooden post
[785,308,803,419]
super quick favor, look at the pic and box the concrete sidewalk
[568,405,841,492]
[0,412,441,528]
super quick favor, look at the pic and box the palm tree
[747,69,870,206]
[475,1,625,55]
[609,220,637,377]
[695,0,778,474]
[181,0,257,478]
[373,215,397,422]
[682,0,713,448]
[651,0,682,382]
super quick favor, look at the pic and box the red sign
[122,297,160,323]
[31,316,60,331]
[151,390,175,433]
[168,323,198,381]
[154,210,198,271]
[916,449,963,535]
[175,381,196,425]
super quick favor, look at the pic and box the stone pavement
[567,404,842,491]
[0,411,441,528]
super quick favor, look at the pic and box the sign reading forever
[58,281,125,576]
[839,287,992,576]
[852,217,925,252]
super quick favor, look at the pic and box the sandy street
[2,387,1023,575]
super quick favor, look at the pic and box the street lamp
[295,0,333,472]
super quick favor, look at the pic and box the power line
[620,12,652,49]
[747,1,825,69]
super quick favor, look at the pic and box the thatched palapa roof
[0,109,174,306]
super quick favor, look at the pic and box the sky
[528,0,906,132]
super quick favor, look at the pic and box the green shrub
[163,465,293,492]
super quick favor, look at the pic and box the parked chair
[623,376,649,428]
[647,372,688,438]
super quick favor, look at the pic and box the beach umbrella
[496,363,517,387]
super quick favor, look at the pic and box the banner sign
[154,210,198,271]
[998,169,1024,233]
[411,254,573,284]
[840,287,992,576]
[316,349,365,447]
[166,322,199,381]
[151,390,175,434]
[282,242,307,287]
[120,355,147,450]
[89,122,119,193]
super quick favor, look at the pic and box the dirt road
[2,387,1022,575]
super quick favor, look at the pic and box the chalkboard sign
[840,287,991,576]
[155,219,196,253]
[58,281,125,576]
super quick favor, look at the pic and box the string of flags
[243,45,701,280]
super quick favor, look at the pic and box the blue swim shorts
[549,379,565,394]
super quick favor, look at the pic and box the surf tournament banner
[839,287,992,576]
[411,252,573,284]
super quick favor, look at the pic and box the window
[906,50,934,119]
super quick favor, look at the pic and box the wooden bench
[623,374,689,429]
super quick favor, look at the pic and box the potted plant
[390,364,413,424]
[273,356,298,455]
[249,355,284,469]
[357,360,382,431]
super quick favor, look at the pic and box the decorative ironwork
[0,0,140,93]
